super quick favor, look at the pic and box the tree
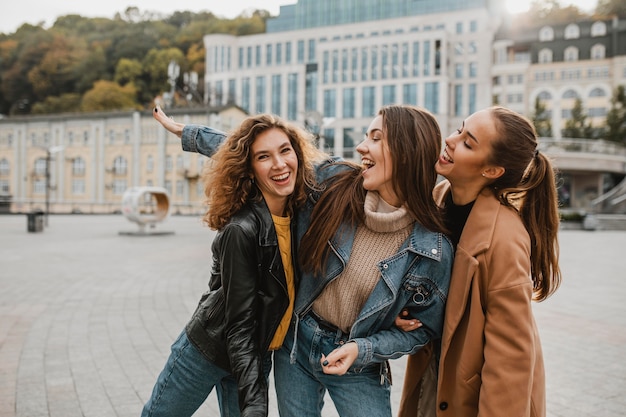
[605,85,626,144]
[562,98,593,138]
[597,0,626,18]
[80,80,139,112]
[532,96,552,137]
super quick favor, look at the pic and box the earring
[481,172,486,177]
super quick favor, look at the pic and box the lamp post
[41,146,64,227]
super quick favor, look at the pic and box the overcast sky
[0,0,290,34]
[0,0,599,35]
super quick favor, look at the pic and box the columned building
[0,106,246,214]
[204,0,502,158]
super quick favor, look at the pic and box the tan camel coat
[398,181,546,417]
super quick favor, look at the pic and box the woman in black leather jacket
[140,113,324,417]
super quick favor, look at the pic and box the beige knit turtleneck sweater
[312,191,414,333]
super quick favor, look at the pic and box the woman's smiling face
[356,115,400,207]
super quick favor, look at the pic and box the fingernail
[322,360,329,366]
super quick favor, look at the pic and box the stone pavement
[0,214,624,417]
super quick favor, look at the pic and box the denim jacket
[181,124,454,371]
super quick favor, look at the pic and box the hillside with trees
[0,7,270,116]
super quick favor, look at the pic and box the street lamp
[41,145,64,226]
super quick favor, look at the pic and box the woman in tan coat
[397,106,561,417]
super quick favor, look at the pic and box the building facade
[493,16,626,137]
[1,1,626,216]
[204,0,502,157]
[0,106,247,214]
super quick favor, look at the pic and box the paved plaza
[0,214,625,417]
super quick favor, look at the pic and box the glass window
[72,157,85,176]
[468,83,476,114]
[591,44,605,60]
[241,77,250,113]
[424,82,438,114]
[402,84,417,105]
[34,158,46,176]
[539,48,553,63]
[146,155,153,173]
[72,179,85,195]
[297,40,305,63]
[454,85,463,116]
[382,85,396,105]
[272,75,282,116]
[256,76,266,113]
[266,44,273,66]
[469,62,477,78]
[323,89,337,118]
[539,26,554,42]
[0,158,9,176]
[287,73,298,120]
[362,86,376,118]
[343,88,355,118]
[564,46,579,62]
[564,24,580,40]
[591,21,607,37]
[589,88,606,97]
[562,89,579,99]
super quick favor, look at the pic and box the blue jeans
[273,313,392,417]
[141,331,271,417]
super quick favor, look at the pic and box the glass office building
[204,0,501,157]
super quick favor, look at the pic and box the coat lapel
[434,182,504,354]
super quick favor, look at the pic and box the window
[455,63,463,78]
[456,22,463,34]
[255,45,261,66]
[34,179,46,194]
[146,155,154,173]
[589,88,606,98]
[343,88,355,118]
[297,40,305,63]
[72,157,85,176]
[564,47,579,62]
[0,158,9,176]
[288,73,298,120]
[424,82,439,114]
[539,26,554,42]
[591,44,605,60]
[468,84,476,114]
[588,107,607,118]
[470,20,477,32]
[468,62,477,78]
[34,158,47,176]
[72,179,85,195]
[241,77,250,113]
[165,155,172,172]
[539,48,553,63]
[402,84,417,106]
[266,44,272,66]
[467,41,477,54]
[362,86,376,118]
[382,85,396,105]
[272,75,282,115]
[538,91,552,101]
[454,85,463,116]
[286,41,292,63]
[176,180,184,197]
[113,156,127,175]
[113,179,127,195]
[562,89,579,99]
[255,76,266,113]
[323,89,336,118]
[564,24,580,40]
[591,21,607,37]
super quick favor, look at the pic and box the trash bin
[27,211,44,233]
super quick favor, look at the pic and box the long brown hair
[487,106,561,301]
[203,113,324,230]
[299,105,447,275]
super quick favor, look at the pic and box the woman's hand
[395,308,423,332]
[153,105,185,138]
[320,342,358,375]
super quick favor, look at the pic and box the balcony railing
[538,138,626,157]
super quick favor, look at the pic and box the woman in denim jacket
[153,105,454,417]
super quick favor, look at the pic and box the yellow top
[268,214,295,350]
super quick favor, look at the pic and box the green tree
[532,96,553,137]
[605,85,626,144]
[81,80,139,111]
[115,58,143,86]
[562,98,593,138]
[31,93,81,114]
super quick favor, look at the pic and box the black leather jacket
[185,194,295,417]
